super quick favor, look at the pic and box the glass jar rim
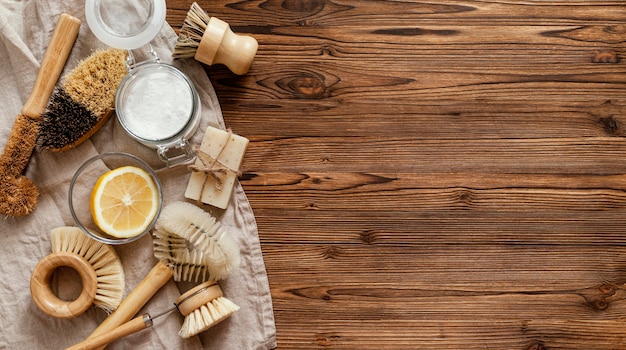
[85,0,166,50]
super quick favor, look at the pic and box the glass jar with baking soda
[86,0,200,167]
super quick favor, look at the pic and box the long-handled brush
[79,201,240,348]
[37,48,127,152]
[30,226,125,318]
[66,280,239,350]
[0,13,80,217]
[173,2,258,75]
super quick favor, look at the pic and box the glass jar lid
[85,0,166,50]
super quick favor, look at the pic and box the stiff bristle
[38,49,127,151]
[153,231,214,282]
[51,227,125,313]
[0,114,38,178]
[172,2,210,58]
[0,174,39,217]
[0,114,39,217]
[63,49,127,118]
[153,201,240,282]
[179,296,239,338]
[38,88,98,150]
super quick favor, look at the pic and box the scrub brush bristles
[153,201,240,282]
[180,296,240,338]
[38,48,127,152]
[176,280,240,338]
[51,226,125,313]
[172,2,209,59]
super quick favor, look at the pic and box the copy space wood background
[167,1,626,348]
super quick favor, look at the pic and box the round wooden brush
[30,227,125,318]
[0,13,80,217]
[66,280,239,350]
[173,2,258,75]
[38,48,127,152]
[82,201,240,348]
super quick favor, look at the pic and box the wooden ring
[175,280,223,316]
[30,252,98,318]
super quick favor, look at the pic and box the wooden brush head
[38,49,127,152]
[175,280,223,316]
[195,17,258,75]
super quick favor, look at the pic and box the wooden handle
[21,13,81,119]
[86,261,172,348]
[30,252,98,319]
[195,17,258,75]
[66,315,151,350]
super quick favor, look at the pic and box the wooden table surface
[167,1,626,348]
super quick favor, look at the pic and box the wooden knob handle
[30,252,98,319]
[175,280,223,316]
[195,17,258,75]
[66,315,151,350]
[22,13,81,119]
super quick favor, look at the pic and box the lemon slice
[90,165,159,238]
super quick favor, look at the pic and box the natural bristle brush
[30,227,125,318]
[77,201,240,348]
[38,48,127,152]
[0,13,80,217]
[66,280,240,350]
[173,2,258,75]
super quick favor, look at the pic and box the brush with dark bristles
[37,48,127,152]
[173,2,258,75]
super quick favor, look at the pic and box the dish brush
[37,48,127,152]
[30,226,125,318]
[0,13,80,217]
[66,280,239,349]
[173,2,258,75]
[83,201,240,347]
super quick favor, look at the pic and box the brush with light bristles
[37,48,127,152]
[66,280,239,350]
[173,2,258,75]
[30,226,125,318]
[81,201,240,348]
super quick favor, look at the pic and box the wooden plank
[165,0,626,348]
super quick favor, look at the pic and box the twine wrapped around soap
[188,129,242,193]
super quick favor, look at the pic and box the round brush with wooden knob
[173,2,258,75]
[65,280,239,350]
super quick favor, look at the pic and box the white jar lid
[85,0,166,50]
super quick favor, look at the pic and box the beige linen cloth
[0,1,276,349]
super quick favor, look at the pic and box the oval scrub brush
[172,2,258,75]
[37,48,127,152]
[82,201,240,347]
[0,13,80,217]
[30,226,125,318]
[66,280,240,349]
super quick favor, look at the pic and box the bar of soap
[185,126,249,209]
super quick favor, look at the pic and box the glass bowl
[69,152,163,245]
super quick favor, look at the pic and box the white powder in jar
[121,69,194,141]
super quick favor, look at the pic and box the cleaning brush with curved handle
[0,13,80,217]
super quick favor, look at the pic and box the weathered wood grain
[167,0,626,348]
